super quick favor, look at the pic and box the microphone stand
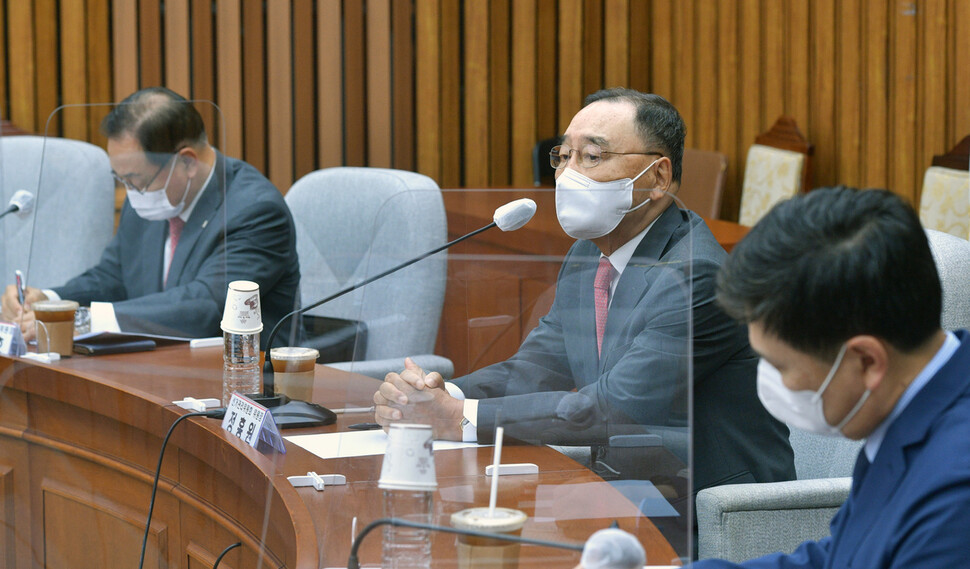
[261,220,497,396]
[347,517,584,569]
[251,221,499,428]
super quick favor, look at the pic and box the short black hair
[101,87,207,166]
[584,88,686,183]
[717,186,941,358]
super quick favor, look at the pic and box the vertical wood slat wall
[2,0,969,218]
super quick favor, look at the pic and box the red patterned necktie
[165,217,185,286]
[594,257,614,356]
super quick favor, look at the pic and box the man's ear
[179,147,201,178]
[847,335,890,392]
[651,156,673,195]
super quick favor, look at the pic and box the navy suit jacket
[454,205,795,490]
[695,329,970,568]
[53,152,301,349]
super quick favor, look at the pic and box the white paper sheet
[285,429,480,460]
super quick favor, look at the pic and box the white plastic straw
[488,426,504,517]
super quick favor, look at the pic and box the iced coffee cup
[270,346,319,401]
[450,507,528,569]
[33,300,79,357]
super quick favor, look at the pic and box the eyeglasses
[549,144,663,170]
[112,148,183,194]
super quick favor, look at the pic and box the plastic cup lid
[32,300,79,312]
[450,507,528,533]
[270,346,320,361]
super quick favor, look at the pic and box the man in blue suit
[373,89,795,494]
[697,186,970,568]
[1,87,300,349]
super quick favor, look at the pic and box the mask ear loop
[620,158,662,214]
[35,320,50,354]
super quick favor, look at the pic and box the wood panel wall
[2,0,969,218]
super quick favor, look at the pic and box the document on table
[285,429,480,460]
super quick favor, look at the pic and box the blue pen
[14,270,25,306]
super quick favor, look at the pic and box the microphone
[347,517,583,569]
[0,190,35,220]
[260,198,538,397]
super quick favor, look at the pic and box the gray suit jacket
[454,205,795,490]
[53,152,301,349]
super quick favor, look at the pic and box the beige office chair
[919,136,970,240]
[738,117,814,227]
[678,149,727,218]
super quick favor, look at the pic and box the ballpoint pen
[15,270,25,306]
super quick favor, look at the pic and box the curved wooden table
[0,346,679,568]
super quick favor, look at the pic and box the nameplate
[221,393,286,454]
[0,322,27,357]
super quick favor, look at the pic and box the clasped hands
[1,285,49,341]
[373,357,464,441]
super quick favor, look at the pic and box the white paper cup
[220,280,263,333]
[379,424,437,491]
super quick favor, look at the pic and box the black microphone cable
[347,517,584,569]
[138,407,227,569]
[212,542,241,569]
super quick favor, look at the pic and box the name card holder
[221,393,286,454]
[0,322,27,357]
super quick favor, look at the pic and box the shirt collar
[864,330,961,462]
[601,216,662,276]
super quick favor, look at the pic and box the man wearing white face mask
[375,89,794,497]
[0,87,301,349]
[697,187,970,568]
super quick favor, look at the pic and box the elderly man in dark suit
[1,87,300,349]
[374,88,794,493]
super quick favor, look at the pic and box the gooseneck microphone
[0,190,35,220]
[347,517,583,569]
[261,198,538,397]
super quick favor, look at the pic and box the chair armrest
[696,477,851,562]
[327,354,454,380]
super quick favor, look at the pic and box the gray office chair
[926,229,970,331]
[696,428,862,562]
[284,167,453,379]
[1,136,114,289]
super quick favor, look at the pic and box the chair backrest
[789,427,863,480]
[738,116,813,227]
[919,166,969,240]
[0,136,114,288]
[926,229,970,331]
[532,136,562,187]
[284,167,447,360]
[678,148,727,218]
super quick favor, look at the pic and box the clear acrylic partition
[278,186,695,567]
[0,100,296,568]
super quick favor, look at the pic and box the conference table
[0,346,681,569]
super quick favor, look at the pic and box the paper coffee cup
[379,424,437,491]
[220,280,263,333]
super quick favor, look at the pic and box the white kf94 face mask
[126,158,191,221]
[555,159,660,240]
[756,344,871,437]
